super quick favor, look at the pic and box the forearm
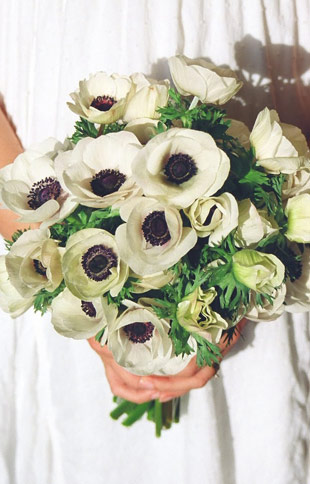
[0,108,33,239]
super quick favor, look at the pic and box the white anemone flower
[232,249,285,295]
[115,197,197,275]
[67,71,134,124]
[285,246,310,313]
[0,255,34,318]
[125,118,161,144]
[250,108,309,171]
[177,288,228,343]
[282,157,310,199]
[0,138,77,226]
[285,193,310,243]
[246,285,286,322]
[51,288,109,339]
[5,228,63,298]
[57,132,142,209]
[123,73,169,122]
[107,300,193,376]
[234,199,277,248]
[132,127,230,209]
[168,55,242,105]
[62,228,128,300]
[184,192,238,245]
[131,270,175,294]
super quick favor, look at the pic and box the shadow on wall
[151,34,310,139]
[227,34,310,139]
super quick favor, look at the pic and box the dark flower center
[90,169,126,197]
[142,211,171,246]
[33,259,47,277]
[81,244,117,281]
[164,153,197,184]
[81,301,97,318]
[27,177,61,210]
[123,322,155,343]
[90,95,116,112]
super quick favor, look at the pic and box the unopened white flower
[234,199,277,248]
[62,228,128,300]
[250,108,308,171]
[123,73,169,122]
[0,255,34,318]
[177,288,228,343]
[125,118,161,144]
[131,270,175,294]
[107,300,192,376]
[285,246,310,312]
[5,228,63,298]
[51,288,108,339]
[57,132,142,209]
[246,284,286,322]
[184,192,238,245]
[282,157,310,199]
[67,71,134,124]
[0,138,77,226]
[132,127,230,209]
[285,193,310,243]
[115,197,197,275]
[232,249,285,294]
[168,55,242,104]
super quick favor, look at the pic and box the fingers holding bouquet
[88,317,247,404]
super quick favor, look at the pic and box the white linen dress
[0,1,309,483]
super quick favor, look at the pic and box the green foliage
[70,118,99,143]
[107,277,140,307]
[194,334,222,367]
[70,117,125,144]
[50,205,122,246]
[33,281,66,315]
[157,88,230,135]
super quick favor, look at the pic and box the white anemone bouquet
[1,55,309,436]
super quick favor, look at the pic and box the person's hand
[0,106,38,238]
[88,318,247,403]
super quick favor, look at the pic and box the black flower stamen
[142,211,171,246]
[164,153,197,184]
[81,244,117,281]
[27,177,61,210]
[81,301,97,318]
[90,169,126,197]
[90,95,116,112]
[33,259,47,277]
[123,322,155,343]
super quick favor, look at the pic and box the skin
[0,104,247,403]
[88,318,247,403]
[0,108,36,239]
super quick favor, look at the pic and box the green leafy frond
[33,280,66,315]
[50,206,121,246]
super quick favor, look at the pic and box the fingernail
[139,378,155,390]
[151,392,160,400]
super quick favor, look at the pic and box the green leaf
[33,281,66,315]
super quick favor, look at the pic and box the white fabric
[0,1,310,483]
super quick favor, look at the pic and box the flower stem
[189,96,199,110]
[154,399,163,437]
